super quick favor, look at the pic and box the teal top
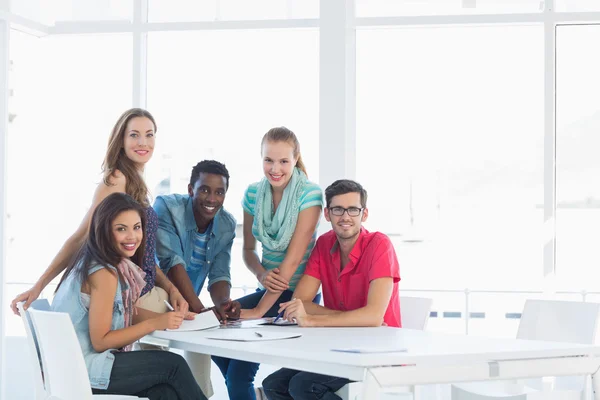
[243,180,323,289]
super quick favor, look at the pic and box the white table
[151,326,600,399]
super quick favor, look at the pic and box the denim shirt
[51,263,125,390]
[154,194,236,294]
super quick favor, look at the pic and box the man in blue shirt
[154,160,240,319]
[154,160,240,398]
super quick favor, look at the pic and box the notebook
[167,310,220,332]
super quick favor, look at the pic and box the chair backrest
[401,296,433,330]
[17,299,51,400]
[517,299,600,344]
[29,308,94,400]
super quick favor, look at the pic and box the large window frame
[2,0,600,394]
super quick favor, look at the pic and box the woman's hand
[153,311,185,330]
[279,299,311,327]
[10,284,43,315]
[184,311,196,320]
[258,268,289,293]
[168,287,189,313]
[240,308,262,320]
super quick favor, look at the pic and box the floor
[207,358,278,400]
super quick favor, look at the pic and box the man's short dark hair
[324,179,367,208]
[189,160,230,189]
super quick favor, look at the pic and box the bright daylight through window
[2,0,600,358]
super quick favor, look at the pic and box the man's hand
[279,298,311,327]
[220,300,242,320]
[215,299,242,321]
[168,288,189,313]
[202,306,226,323]
[258,268,289,293]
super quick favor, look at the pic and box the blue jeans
[92,350,207,400]
[212,289,321,400]
[262,368,350,400]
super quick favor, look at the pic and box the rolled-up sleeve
[207,232,235,289]
[368,235,400,284]
[154,197,186,274]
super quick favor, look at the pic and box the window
[356,0,542,17]
[356,25,544,291]
[556,0,600,11]
[11,0,133,23]
[148,0,318,22]
[555,24,600,290]
[5,31,132,335]
[146,29,319,288]
[52,0,133,21]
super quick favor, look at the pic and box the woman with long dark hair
[52,192,205,399]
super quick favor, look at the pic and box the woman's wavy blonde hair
[101,108,157,207]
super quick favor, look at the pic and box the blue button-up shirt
[154,194,236,294]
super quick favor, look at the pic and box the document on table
[331,346,408,354]
[204,330,302,342]
[167,311,220,332]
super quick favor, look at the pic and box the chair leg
[362,371,381,400]
[582,376,589,400]
[409,384,416,400]
[592,371,600,400]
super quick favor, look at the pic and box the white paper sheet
[166,311,220,332]
[331,346,407,354]
[204,330,302,342]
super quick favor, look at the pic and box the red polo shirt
[304,228,401,327]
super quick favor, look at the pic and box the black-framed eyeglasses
[328,207,363,217]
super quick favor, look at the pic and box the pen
[164,300,175,311]
[255,331,263,338]
[273,297,295,323]
[273,310,284,323]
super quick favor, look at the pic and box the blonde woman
[213,127,323,400]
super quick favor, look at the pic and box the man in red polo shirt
[261,179,400,400]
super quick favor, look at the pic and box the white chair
[452,299,600,400]
[17,299,51,400]
[27,307,148,400]
[335,296,434,400]
[399,296,433,330]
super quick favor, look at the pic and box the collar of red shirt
[329,227,369,277]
